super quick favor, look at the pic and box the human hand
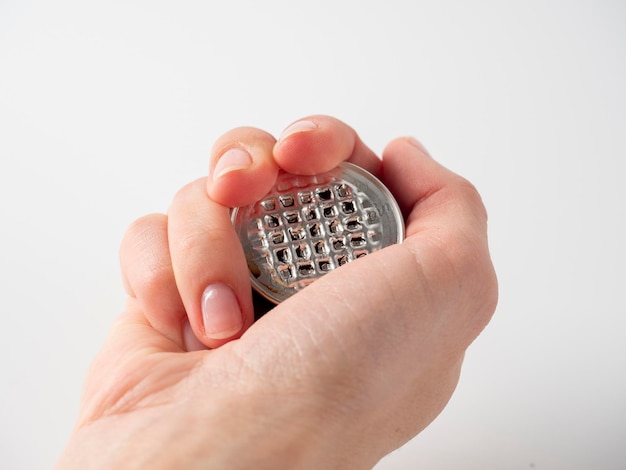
[57,116,497,469]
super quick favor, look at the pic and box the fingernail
[278,120,318,142]
[213,147,252,179]
[201,284,243,340]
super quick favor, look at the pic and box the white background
[1,1,624,468]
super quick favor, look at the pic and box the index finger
[273,115,382,176]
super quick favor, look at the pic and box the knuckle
[123,214,165,241]
[120,213,171,297]
[173,226,232,258]
[171,179,202,207]
[455,177,489,223]
[134,261,173,299]
[120,214,166,262]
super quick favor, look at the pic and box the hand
[57,116,497,469]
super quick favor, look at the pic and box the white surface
[1,1,624,468]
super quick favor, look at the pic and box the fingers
[128,120,376,350]
[273,115,381,176]
[382,137,497,339]
[382,138,495,301]
[208,127,279,208]
[209,117,382,211]
[119,214,198,351]
[381,137,485,224]
[126,125,492,357]
[168,178,254,349]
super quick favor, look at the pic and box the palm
[76,303,209,427]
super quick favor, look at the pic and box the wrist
[57,390,373,470]
[189,391,369,469]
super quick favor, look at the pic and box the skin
[56,116,498,469]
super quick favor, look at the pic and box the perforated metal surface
[232,162,404,304]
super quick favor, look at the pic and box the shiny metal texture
[232,162,405,304]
